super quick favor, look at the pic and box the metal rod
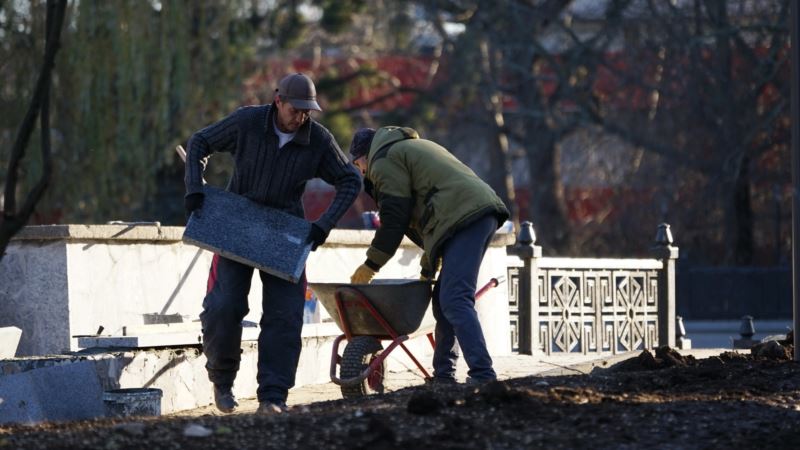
[426,332,436,349]
[791,0,800,361]
[475,277,500,300]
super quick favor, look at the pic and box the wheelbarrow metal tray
[182,185,312,283]
[309,280,433,336]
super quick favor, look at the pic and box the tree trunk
[524,125,571,252]
[0,0,66,261]
[708,0,754,264]
[479,38,519,225]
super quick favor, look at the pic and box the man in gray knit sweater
[184,73,361,414]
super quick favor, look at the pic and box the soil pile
[2,345,799,449]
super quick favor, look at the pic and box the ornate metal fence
[507,223,678,355]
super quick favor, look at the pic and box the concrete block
[183,186,312,283]
[0,361,104,424]
[0,327,22,359]
[0,244,70,356]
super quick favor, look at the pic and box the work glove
[351,264,377,284]
[306,223,328,251]
[184,193,205,221]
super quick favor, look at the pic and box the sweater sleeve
[364,156,414,270]
[364,194,414,270]
[313,136,362,232]
[184,109,240,196]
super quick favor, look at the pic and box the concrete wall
[0,224,514,357]
[0,241,69,356]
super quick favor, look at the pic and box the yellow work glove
[350,264,377,284]
[419,256,441,282]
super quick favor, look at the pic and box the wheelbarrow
[308,277,503,398]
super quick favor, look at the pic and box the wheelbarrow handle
[475,275,505,300]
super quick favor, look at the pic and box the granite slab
[182,186,312,283]
[0,361,105,424]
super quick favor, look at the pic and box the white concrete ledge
[11,224,515,247]
[11,224,181,241]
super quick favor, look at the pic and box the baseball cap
[349,128,376,160]
[276,73,322,111]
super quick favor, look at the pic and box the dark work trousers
[201,255,306,404]
[431,214,498,382]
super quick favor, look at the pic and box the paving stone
[182,186,312,283]
[0,361,104,423]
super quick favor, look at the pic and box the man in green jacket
[348,126,509,384]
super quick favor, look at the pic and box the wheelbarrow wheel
[340,336,386,398]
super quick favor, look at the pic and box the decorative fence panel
[507,224,678,355]
[507,265,522,352]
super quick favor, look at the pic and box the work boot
[213,384,238,413]
[465,375,497,386]
[256,400,288,415]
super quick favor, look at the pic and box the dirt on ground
[2,341,799,450]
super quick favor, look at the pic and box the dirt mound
[604,340,794,374]
[751,340,793,360]
[3,353,800,449]
[780,329,794,346]
[406,390,444,415]
[610,346,697,372]
[718,350,750,361]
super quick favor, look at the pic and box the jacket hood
[368,126,420,164]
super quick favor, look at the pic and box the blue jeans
[432,214,498,381]
[200,255,305,403]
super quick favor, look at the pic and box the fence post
[652,223,679,348]
[507,221,543,354]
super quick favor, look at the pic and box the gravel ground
[2,342,799,450]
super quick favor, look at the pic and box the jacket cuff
[364,259,381,271]
[366,246,392,269]
[312,216,335,234]
[311,221,332,236]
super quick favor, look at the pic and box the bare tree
[0,0,67,261]
[575,0,790,263]
[494,0,579,250]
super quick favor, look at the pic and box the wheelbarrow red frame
[329,277,504,388]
